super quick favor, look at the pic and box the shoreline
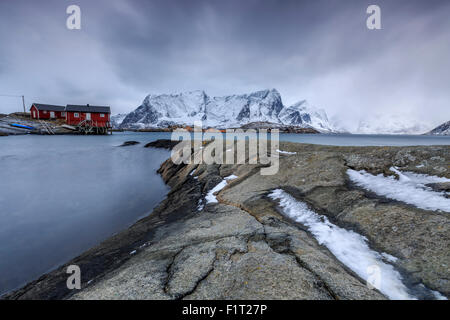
[1,140,191,299]
[2,140,449,300]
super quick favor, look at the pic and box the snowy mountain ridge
[117,89,334,132]
[426,120,450,135]
[355,115,433,135]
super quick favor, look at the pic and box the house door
[86,113,91,121]
[50,112,55,119]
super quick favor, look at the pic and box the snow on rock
[269,189,416,300]
[119,89,334,132]
[347,168,450,213]
[381,253,398,263]
[279,100,333,132]
[276,149,297,155]
[205,175,238,204]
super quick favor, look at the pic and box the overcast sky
[0,0,449,131]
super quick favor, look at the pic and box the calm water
[278,133,450,146]
[0,132,171,295]
[0,132,449,295]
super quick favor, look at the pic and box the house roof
[32,103,65,112]
[66,105,111,113]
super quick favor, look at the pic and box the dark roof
[31,103,65,112]
[66,105,111,113]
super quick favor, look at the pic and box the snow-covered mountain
[111,113,128,128]
[426,120,450,135]
[118,89,334,132]
[355,115,432,135]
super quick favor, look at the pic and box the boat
[9,123,35,130]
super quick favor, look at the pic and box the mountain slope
[119,89,334,132]
[356,115,432,135]
[426,120,450,135]
[111,113,128,128]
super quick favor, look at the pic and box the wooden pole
[21,95,26,114]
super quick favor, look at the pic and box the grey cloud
[0,0,449,131]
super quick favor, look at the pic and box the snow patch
[276,149,297,155]
[269,189,415,300]
[381,253,398,263]
[347,168,450,212]
[431,289,448,300]
[197,199,204,211]
[205,175,238,204]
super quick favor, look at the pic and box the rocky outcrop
[4,141,449,300]
[73,142,449,300]
[118,141,140,147]
[0,115,77,135]
[72,157,384,300]
[144,140,182,149]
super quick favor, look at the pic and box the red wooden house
[30,104,66,120]
[65,104,111,128]
[30,103,111,127]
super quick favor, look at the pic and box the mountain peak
[119,89,333,132]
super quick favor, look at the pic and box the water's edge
[2,139,449,300]
[1,141,183,299]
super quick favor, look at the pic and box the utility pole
[22,95,26,113]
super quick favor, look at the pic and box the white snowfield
[276,149,297,155]
[269,189,416,300]
[356,115,433,135]
[205,175,238,204]
[118,89,334,132]
[347,167,450,213]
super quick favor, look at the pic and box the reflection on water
[0,132,171,295]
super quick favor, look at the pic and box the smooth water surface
[0,132,171,295]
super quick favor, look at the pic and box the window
[74,113,79,118]
[61,112,66,117]
[43,110,47,114]
[100,113,105,118]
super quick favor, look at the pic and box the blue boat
[9,123,35,130]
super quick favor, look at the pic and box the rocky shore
[0,114,85,135]
[3,140,449,300]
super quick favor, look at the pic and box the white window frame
[74,113,79,118]
[100,113,105,118]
